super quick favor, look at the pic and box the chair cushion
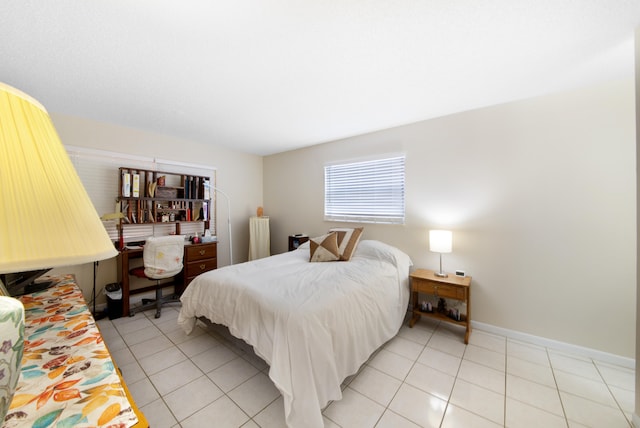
[129,266,147,279]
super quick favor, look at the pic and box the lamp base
[434,253,448,278]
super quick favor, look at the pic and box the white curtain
[248,216,270,260]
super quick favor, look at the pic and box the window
[324,154,405,224]
[65,146,217,243]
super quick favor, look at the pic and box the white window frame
[324,154,406,225]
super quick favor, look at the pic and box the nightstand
[288,235,309,251]
[409,268,472,344]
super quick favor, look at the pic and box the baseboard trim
[472,320,635,369]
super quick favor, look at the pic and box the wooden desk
[118,241,217,316]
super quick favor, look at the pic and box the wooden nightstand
[288,235,309,251]
[409,268,472,344]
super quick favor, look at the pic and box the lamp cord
[213,186,233,265]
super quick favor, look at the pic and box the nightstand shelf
[409,268,472,343]
[414,309,467,324]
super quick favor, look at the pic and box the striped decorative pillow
[329,227,363,261]
[309,232,340,262]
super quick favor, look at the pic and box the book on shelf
[184,176,191,199]
[191,176,198,199]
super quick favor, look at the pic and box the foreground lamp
[0,82,118,420]
[0,82,118,275]
[429,230,452,278]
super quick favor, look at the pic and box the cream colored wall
[634,26,639,427]
[47,113,263,306]
[264,78,636,358]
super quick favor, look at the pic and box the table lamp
[0,82,117,421]
[429,230,452,278]
[0,82,119,419]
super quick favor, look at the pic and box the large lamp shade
[0,82,118,273]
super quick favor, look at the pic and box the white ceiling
[1,1,639,156]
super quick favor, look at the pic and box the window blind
[65,146,217,243]
[324,154,405,224]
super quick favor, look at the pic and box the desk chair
[129,235,185,319]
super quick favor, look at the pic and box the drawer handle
[199,264,206,270]
[199,250,206,256]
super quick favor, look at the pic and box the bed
[177,238,412,428]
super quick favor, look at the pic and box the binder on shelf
[132,173,140,197]
[203,180,211,200]
[122,172,131,197]
[184,176,191,199]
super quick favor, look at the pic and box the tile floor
[97,306,635,428]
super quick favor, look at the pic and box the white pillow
[354,240,413,268]
[296,241,311,250]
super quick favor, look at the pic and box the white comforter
[177,240,412,428]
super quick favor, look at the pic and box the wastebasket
[105,283,123,320]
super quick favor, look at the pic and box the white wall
[47,113,263,305]
[634,26,640,427]
[264,78,636,358]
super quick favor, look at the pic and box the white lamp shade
[0,82,118,273]
[429,230,452,253]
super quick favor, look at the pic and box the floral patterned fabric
[2,275,138,428]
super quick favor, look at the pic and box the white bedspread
[177,240,412,428]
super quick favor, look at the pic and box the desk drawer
[185,258,217,278]
[413,280,465,300]
[186,243,217,261]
